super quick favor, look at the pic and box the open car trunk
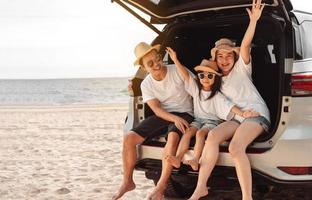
[119,0,292,22]
[142,12,286,147]
[118,0,294,150]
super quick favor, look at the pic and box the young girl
[189,1,270,200]
[165,47,258,171]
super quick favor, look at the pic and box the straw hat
[194,59,222,76]
[210,38,240,61]
[133,42,161,66]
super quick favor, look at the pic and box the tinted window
[300,20,312,59]
[292,18,303,60]
[291,11,312,60]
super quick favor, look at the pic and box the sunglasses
[146,54,162,68]
[197,72,216,80]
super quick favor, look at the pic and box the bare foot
[166,155,181,168]
[147,187,165,200]
[188,188,208,200]
[184,158,199,171]
[111,181,136,200]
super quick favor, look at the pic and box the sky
[0,0,311,79]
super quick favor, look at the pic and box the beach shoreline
[0,103,129,112]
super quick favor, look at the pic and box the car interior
[143,14,285,144]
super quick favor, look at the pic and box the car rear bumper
[136,132,312,184]
[135,158,312,187]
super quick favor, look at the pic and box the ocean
[0,77,129,106]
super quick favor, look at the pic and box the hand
[173,116,190,134]
[127,80,133,92]
[242,110,260,118]
[166,47,178,62]
[246,0,265,22]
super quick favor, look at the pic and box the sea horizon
[0,77,130,106]
[0,76,131,81]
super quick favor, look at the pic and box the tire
[153,175,196,198]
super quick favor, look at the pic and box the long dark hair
[196,73,222,100]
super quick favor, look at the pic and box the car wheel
[153,175,196,198]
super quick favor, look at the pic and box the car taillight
[278,166,312,175]
[291,72,312,97]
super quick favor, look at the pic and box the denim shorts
[191,118,223,130]
[233,115,270,133]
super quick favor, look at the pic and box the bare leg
[185,128,209,171]
[229,121,264,200]
[167,127,197,168]
[112,131,144,200]
[189,121,239,200]
[193,128,209,161]
[147,131,180,200]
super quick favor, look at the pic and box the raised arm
[147,99,190,134]
[166,47,191,81]
[241,0,265,64]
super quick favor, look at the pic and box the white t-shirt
[221,54,270,122]
[141,64,193,115]
[185,77,235,121]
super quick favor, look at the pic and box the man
[112,42,193,200]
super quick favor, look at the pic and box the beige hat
[210,38,240,61]
[194,59,222,76]
[133,42,161,66]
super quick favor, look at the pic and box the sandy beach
[0,104,309,200]
[0,104,154,200]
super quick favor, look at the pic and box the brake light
[291,72,312,97]
[278,166,312,175]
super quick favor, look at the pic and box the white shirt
[221,54,270,122]
[185,77,235,121]
[141,64,193,115]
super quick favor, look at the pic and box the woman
[189,1,270,200]
[165,48,257,171]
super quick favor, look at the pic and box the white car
[113,0,312,198]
